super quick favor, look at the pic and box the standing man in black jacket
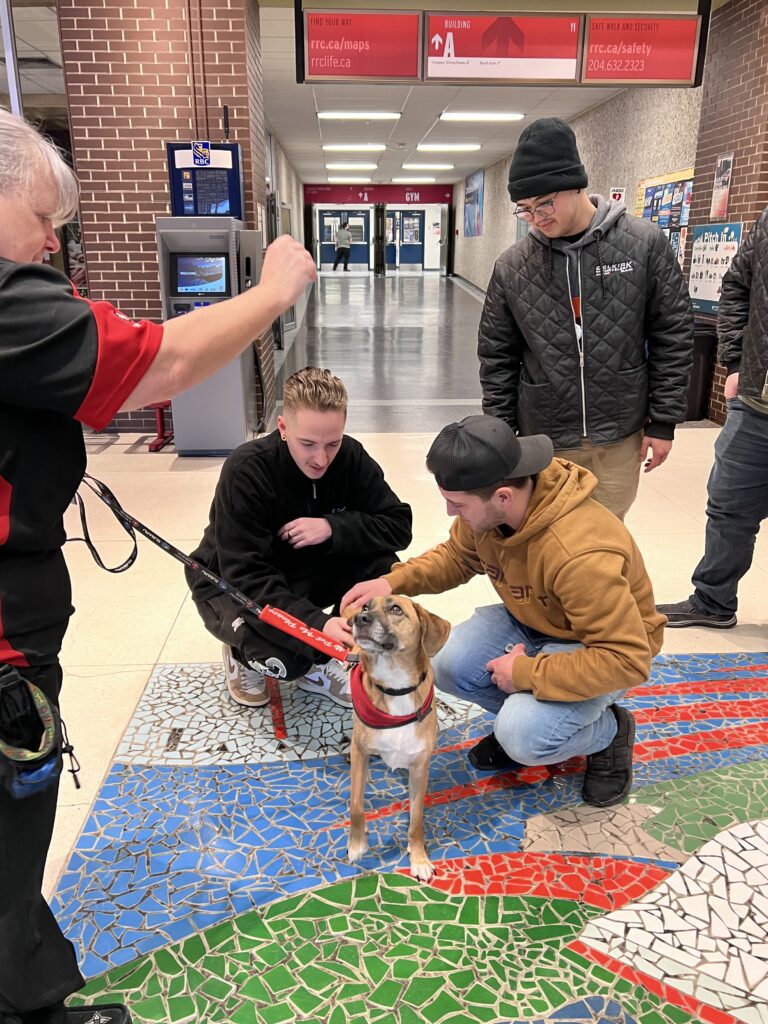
[478,117,693,520]
[658,209,768,628]
[187,366,412,708]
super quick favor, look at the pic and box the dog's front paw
[409,851,434,882]
[347,833,369,863]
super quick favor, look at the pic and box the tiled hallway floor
[50,278,768,1022]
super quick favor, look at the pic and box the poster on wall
[464,170,484,237]
[689,222,743,314]
[710,152,734,220]
[637,168,694,267]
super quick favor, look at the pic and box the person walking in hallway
[187,367,413,709]
[478,117,694,520]
[658,207,768,629]
[344,415,664,808]
[0,108,315,1024]
[333,221,351,271]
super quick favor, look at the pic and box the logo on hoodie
[595,260,634,277]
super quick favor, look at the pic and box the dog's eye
[361,602,369,612]
[389,604,403,615]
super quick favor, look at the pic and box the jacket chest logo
[596,260,634,278]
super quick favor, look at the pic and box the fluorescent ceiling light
[417,143,481,152]
[318,111,400,121]
[440,111,524,122]
[322,143,386,152]
[402,163,454,171]
[392,177,435,184]
[327,177,372,184]
[325,163,378,170]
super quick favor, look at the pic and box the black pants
[0,661,84,1016]
[195,552,396,680]
[333,247,350,270]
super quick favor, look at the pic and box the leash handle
[259,605,354,662]
[77,473,358,664]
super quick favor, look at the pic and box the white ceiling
[260,6,621,186]
[0,3,67,124]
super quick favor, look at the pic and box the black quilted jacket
[718,208,768,401]
[478,197,694,449]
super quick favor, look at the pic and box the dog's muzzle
[352,610,397,651]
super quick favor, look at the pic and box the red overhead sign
[304,184,453,205]
[583,16,700,84]
[425,14,581,82]
[304,10,421,81]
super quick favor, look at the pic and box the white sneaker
[222,644,270,707]
[297,659,353,708]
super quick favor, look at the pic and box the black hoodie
[187,430,412,631]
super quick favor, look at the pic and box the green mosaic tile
[363,954,389,985]
[181,935,205,964]
[422,990,466,1022]
[131,996,166,1022]
[261,965,295,995]
[393,959,419,980]
[167,996,196,1023]
[253,941,284,966]
[239,977,271,1001]
[230,1004,258,1024]
[403,976,445,1006]
[298,964,338,992]
[288,986,326,1014]
[199,976,235,1001]
[258,1003,293,1024]
[369,980,402,1008]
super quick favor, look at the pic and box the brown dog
[346,595,451,881]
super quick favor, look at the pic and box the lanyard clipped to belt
[72,473,358,664]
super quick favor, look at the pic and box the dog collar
[350,664,433,730]
[374,670,427,697]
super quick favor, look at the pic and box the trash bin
[685,320,718,421]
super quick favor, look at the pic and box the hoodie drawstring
[594,230,607,297]
[545,238,553,279]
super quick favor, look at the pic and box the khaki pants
[555,430,643,520]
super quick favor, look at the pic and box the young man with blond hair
[188,366,412,708]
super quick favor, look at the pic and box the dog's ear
[414,603,451,657]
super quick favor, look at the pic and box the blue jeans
[432,603,624,765]
[691,399,768,616]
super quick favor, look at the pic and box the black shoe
[657,598,736,629]
[64,1007,132,1024]
[468,732,522,771]
[582,705,635,807]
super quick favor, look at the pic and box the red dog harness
[349,663,434,730]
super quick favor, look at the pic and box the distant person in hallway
[188,366,412,710]
[478,117,694,520]
[0,109,315,1024]
[658,208,768,629]
[344,415,665,808]
[334,221,351,271]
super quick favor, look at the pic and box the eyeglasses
[513,193,559,221]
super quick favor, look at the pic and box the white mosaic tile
[116,662,485,766]
[581,818,768,1023]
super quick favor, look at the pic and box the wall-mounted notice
[583,16,700,85]
[710,153,734,220]
[689,222,743,315]
[426,13,581,82]
[304,10,421,81]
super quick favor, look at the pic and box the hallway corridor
[49,275,768,1024]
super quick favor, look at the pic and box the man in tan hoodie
[343,415,665,807]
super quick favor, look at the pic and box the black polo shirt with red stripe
[0,259,162,667]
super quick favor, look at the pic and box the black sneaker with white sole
[656,598,737,629]
[582,704,635,808]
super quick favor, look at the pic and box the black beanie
[507,117,587,203]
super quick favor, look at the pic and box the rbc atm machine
[157,141,263,455]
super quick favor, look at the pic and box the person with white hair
[0,108,316,1024]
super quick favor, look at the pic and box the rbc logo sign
[192,141,211,166]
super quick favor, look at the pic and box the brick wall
[58,0,274,435]
[685,0,768,424]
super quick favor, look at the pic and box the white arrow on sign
[431,33,443,50]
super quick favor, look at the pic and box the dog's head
[349,595,451,662]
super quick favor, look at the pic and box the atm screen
[171,253,230,296]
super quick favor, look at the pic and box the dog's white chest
[370,721,430,769]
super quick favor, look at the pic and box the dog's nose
[355,610,372,625]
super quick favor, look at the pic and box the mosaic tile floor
[56,652,768,1023]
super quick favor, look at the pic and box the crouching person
[344,415,664,806]
[187,367,412,708]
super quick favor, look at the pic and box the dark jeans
[195,551,397,680]
[691,398,768,616]
[333,247,350,270]
[0,661,84,1016]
